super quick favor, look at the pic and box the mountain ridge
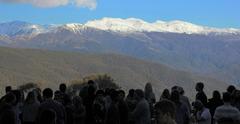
[1,18,240,37]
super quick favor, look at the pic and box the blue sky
[0,0,239,28]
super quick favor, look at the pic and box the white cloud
[0,0,97,9]
[75,0,97,10]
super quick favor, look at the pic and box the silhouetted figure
[39,109,56,124]
[214,92,240,124]
[144,83,156,104]
[105,89,120,124]
[207,90,223,124]
[104,88,112,111]
[126,89,137,112]
[5,86,12,94]
[11,90,24,124]
[58,83,70,106]
[37,88,66,124]
[227,85,236,95]
[171,90,190,124]
[131,89,151,124]
[33,88,43,103]
[93,90,106,124]
[178,87,191,112]
[230,90,240,111]
[88,80,98,91]
[0,86,13,103]
[72,96,85,124]
[195,82,208,107]
[0,93,17,124]
[64,95,74,124]
[193,100,211,124]
[118,90,129,124]
[155,100,176,124]
[83,85,96,124]
[160,89,171,101]
[144,83,156,123]
[22,91,40,124]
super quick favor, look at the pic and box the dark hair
[43,88,53,99]
[161,89,170,100]
[88,80,95,85]
[213,90,221,100]
[5,86,12,93]
[129,89,135,97]
[110,89,119,102]
[227,85,236,94]
[155,100,176,119]
[4,92,16,104]
[196,82,204,90]
[11,90,22,105]
[25,91,35,104]
[222,92,231,103]
[59,83,67,93]
[135,89,144,98]
[171,90,180,103]
[171,86,178,92]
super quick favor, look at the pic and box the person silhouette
[195,82,208,107]
[37,88,66,124]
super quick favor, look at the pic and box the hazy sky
[0,0,239,28]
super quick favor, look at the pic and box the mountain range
[0,18,240,86]
[0,46,228,98]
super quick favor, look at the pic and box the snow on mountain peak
[1,18,240,36]
[85,18,240,34]
[0,21,45,36]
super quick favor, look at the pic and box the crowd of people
[0,81,240,124]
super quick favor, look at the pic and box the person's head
[155,100,176,124]
[193,100,204,111]
[11,90,22,105]
[59,83,67,93]
[39,109,56,124]
[4,92,16,105]
[134,89,145,101]
[128,89,135,97]
[227,85,236,94]
[110,89,119,102]
[25,91,37,104]
[195,82,204,92]
[88,80,95,86]
[161,89,171,100]
[145,82,153,93]
[212,90,221,100]
[104,88,110,96]
[54,90,61,100]
[34,88,43,102]
[118,90,125,100]
[222,92,231,103]
[43,88,53,100]
[5,86,12,94]
[170,90,180,103]
[177,87,185,95]
[171,86,178,92]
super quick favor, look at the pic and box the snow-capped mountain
[0,18,240,86]
[1,18,240,37]
[0,21,46,36]
[85,18,240,34]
